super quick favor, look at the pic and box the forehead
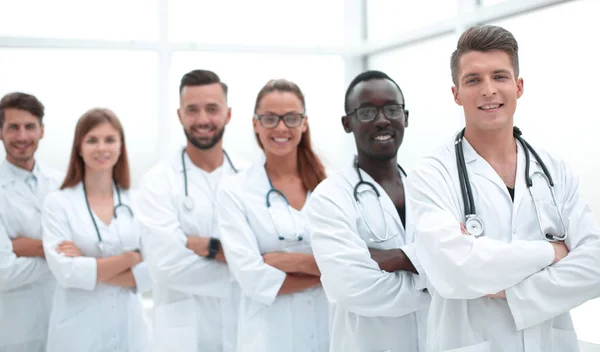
[180,84,226,106]
[2,108,40,125]
[85,122,119,136]
[257,91,303,114]
[458,50,515,78]
[347,79,403,110]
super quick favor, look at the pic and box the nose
[273,118,289,131]
[373,108,390,128]
[15,127,28,140]
[481,77,498,97]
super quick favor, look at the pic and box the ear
[341,116,351,134]
[451,86,462,106]
[225,107,232,125]
[301,115,308,133]
[516,77,524,99]
[177,108,183,124]
[40,123,45,139]
[404,110,409,128]
[253,117,259,134]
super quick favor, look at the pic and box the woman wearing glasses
[216,79,329,351]
[41,108,151,352]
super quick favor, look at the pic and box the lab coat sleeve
[407,158,555,300]
[506,163,600,330]
[217,182,286,306]
[129,219,152,294]
[306,184,430,317]
[0,216,49,292]
[135,169,231,297]
[42,192,97,291]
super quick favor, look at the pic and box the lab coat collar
[459,135,541,212]
[341,158,410,240]
[0,159,41,186]
[172,147,237,174]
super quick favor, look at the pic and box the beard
[184,124,226,150]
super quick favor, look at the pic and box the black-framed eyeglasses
[255,112,305,129]
[347,104,406,123]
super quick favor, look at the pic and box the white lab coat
[135,148,247,352]
[0,161,62,352]
[305,161,430,352]
[216,162,330,352]
[41,183,152,352]
[407,135,600,352]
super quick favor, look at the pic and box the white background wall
[1,0,599,345]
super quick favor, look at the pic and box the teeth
[375,135,392,141]
[273,138,289,142]
[480,104,501,110]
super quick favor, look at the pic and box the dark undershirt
[395,207,406,229]
[507,187,515,202]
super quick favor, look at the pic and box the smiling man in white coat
[135,70,247,352]
[306,70,431,352]
[0,92,62,351]
[407,25,600,352]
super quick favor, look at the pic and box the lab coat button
[513,230,517,234]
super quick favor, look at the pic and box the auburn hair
[61,108,130,190]
[254,79,326,192]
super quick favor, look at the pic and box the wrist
[206,238,221,259]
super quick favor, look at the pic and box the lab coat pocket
[246,299,269,320]
[551,328,578,352]
[152,299,196,351]
[441,340,491,352]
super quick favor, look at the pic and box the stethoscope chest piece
[465,214,484,238]
[183,196,195,211]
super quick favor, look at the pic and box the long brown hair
[254,79,326,192]
[61,108,130,190]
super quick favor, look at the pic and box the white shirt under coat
[216,162,330,352]
[305,161,430,352]
[0,160,62,352]
[135,148,247,352]
[41,182,152,352]
[407,136,600,352]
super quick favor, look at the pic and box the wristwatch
[207,238,221,259]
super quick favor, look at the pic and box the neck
[186,141,224,173]
[357,153,399,184]
[7,156,35,172]
[265,150,299,179]
[84,169,114,197]
[464,125,516,162]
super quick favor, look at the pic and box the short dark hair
[451,25,519,86]
[0,92,45,127]
[344,70,405,113]
[179,69,228,99]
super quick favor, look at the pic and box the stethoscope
[82,181,134,251]
[455,127,568,241]
[181,148,238,211]
[265,171,303,242]
[353,158,407,243]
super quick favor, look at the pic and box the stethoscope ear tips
[298,236,303,241]
[278,236,284,240]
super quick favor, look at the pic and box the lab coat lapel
[512,141,529,220]
[342,162,406,239]
[463,138,512,197]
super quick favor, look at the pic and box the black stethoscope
[82,181,134,251]
[455,126,568,241]
[353,157,407,243]
[181,148,238,211]
[265,171,303,241]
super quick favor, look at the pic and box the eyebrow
[358,100,402,107]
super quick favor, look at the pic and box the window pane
[368,34,460,168]
[491,0,600,344]
[168,0,344,46]
[0,49,159,187]
[367,0,457,41]
[0,0,158,40]
[169,53,349,171]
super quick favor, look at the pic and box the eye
[25,124,37,130]
[495,75,508,80]
[466,78,478,84]
[206,106,219,114]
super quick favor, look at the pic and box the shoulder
[43,187,75,210]
[139,160,175,189]
[409,138,456,180]
[38,164,65,185]
[219,162,260,194]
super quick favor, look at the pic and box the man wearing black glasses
[306,70,430,352]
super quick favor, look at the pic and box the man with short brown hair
[407,25,600,352]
